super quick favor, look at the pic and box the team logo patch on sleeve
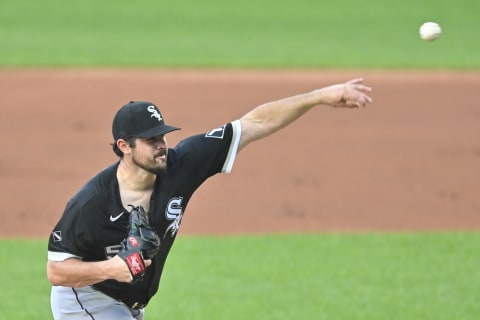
[205,125,226,139]
[52,231,62,242]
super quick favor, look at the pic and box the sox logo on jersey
[105,197,185,258]
[164,197,184,238]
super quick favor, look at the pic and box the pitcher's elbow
[46,261,64,286]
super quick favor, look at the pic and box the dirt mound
[1,69,479,237]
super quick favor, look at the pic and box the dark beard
[132,156,167,175]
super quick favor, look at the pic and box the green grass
[0,240,52,319]
[4,233,479,319]
[0,0,479,68]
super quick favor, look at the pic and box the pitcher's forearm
[46,256,131,287]
[237,79,372,150]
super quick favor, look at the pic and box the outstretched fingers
[348,78,373,92]
[346,78,373,107]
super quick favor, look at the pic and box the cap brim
[134,124,180,138]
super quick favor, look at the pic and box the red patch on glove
[128,236,139,247]
[126,252,144,276]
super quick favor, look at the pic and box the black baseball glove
[118,205,161,282]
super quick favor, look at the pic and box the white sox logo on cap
[112,101,180,140]
[147,105,163,122]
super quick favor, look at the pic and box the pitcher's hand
[318,78,372,108]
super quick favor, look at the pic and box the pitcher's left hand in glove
[118,205,161,282]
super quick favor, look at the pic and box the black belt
[130,302,147,310]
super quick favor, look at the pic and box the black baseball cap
[112,101,180,140]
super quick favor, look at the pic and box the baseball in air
[419,22,442,41]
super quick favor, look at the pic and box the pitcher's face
[131,135,168,174]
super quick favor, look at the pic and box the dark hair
[111,137,136,158]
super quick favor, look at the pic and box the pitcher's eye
[145,135,165,143]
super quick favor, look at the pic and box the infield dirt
[1,69,479,237]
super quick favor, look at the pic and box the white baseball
[419,22,442,41]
